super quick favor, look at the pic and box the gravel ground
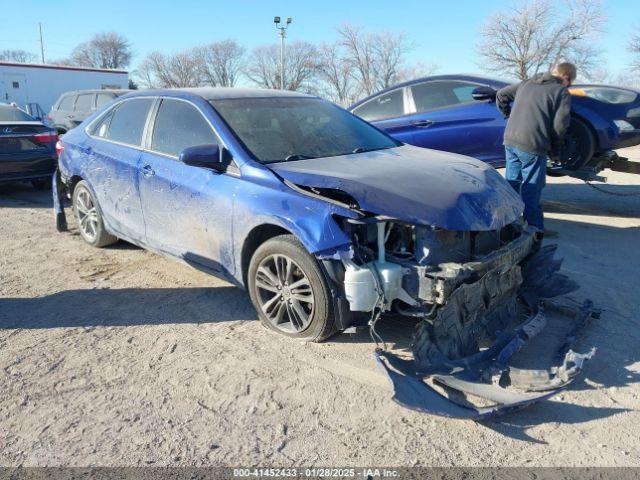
[1,148,639,467]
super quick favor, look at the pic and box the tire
[248,234,337,342]
[72,180,117,248]
[547,117,596,176]
[31,179,50,190]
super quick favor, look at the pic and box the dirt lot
[1,149,639,467]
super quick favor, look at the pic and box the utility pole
[274,16,292,90]
[38,23,45,63]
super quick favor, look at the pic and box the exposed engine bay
[331,217,597,418]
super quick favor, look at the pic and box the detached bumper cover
[375,245,597,419]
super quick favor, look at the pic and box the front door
[406,80,507,166]
[138,98,237,276]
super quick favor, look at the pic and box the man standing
[496,62,576,239]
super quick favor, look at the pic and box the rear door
[351,88,416,144]
[138,97,237,274]
[404,80,506,165]
[84,97,154,240]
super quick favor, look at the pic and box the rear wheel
[547,117,596,176]
[248,235,336,342]
[72,181,117,248]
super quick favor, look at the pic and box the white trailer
[0,61,128,113]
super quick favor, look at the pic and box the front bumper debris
[374,245,597,419]
[376,300,597,419]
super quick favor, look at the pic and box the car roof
[61,89,130,96]
[349,73,513,110]
[121,87,314,101]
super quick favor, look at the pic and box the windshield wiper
[284,154,314,162]
[351,146,395,154]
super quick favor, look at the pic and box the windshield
[210,97,400,163]
[0,105,35,122]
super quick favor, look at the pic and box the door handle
[412,120,434,128]
[141,164,155,177]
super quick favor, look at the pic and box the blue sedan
[54,87,530,343]
[53,87,589,416]
[349,74,640,173]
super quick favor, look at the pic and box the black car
[0,104,58,189]
[48,89,129,134]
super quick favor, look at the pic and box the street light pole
[38,22,45,63]
[274,16,292,90]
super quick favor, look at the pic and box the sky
[1,0,639,82]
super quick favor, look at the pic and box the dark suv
[48,89,129,134]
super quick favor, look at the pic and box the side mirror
[472,86,497,102]
[179,144,229,172]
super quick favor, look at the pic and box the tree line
[2,0,639,103]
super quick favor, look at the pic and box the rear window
[57,95,75,111]
[96,93,115,108]
[101,98,153,146]
[353,89,404,121]
[0,105,35,121]
[75,94,95,111]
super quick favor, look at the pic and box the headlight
[614,120,635,132]
[570,87,638,104]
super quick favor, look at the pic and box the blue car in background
[349,74,640,174]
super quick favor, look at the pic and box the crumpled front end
[331,216,596,418]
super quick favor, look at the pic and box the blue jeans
[505,146,546,230]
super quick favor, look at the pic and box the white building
[0,61,128,113]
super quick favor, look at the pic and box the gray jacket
[496,73,572,156]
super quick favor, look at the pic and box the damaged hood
[269,145,523,231]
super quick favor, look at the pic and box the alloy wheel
[75,188,99,242]
[255,254,315,333]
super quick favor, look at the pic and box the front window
[410,80,482,112]
[210,97,399,164]
[151,99,217,158]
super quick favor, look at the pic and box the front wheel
[248,235,337,342]
[72,180,117,248]
[547,117,596,176]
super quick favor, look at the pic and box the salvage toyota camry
[54,88,594,417]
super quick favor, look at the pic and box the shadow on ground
[543,177,640,219]
[0,287,255,329]
[0,182,52,208]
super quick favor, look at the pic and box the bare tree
[477,0,605,80]
[396,61,439,83]
[337,24,415,96]
[194,40,245,87]
[137,50,202,88]
[0,49,37,63]
[245,41,318,91]
[630,28,640,72]
[70,32,132,69]
[316,42,355,106]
